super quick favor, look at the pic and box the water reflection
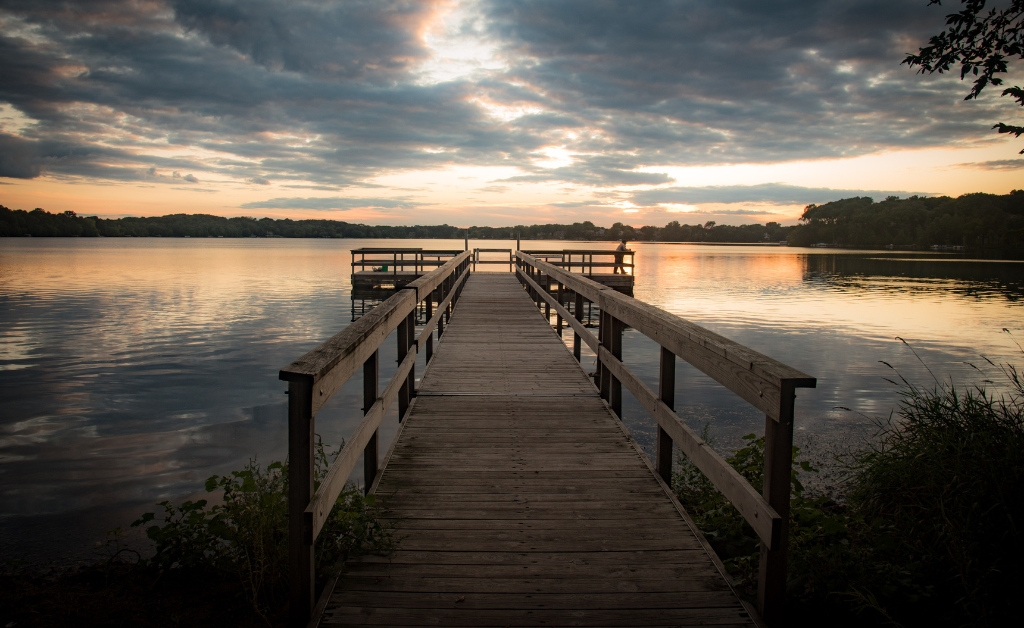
[1,239,1022,563]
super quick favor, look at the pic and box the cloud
[956,159,1024,171]
[0,133,42,178]
[0,0,1014,200]
[239,196,422,210]
[182,173,198,183]
[630,183,932,207]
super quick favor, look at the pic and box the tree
[904,1,1024,152]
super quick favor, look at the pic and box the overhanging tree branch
[904,1,1024,152]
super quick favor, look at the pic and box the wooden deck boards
[320,273,754,627]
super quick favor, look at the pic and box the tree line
[2,191,1022,252]
[787,191,1024,250]
[0,206,794,242]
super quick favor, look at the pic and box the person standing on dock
[614,239,628,274]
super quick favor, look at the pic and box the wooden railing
[515,251,815,625]
[472,247,514,272]
[522,248,635,274]
[279,250,473,626]
[351,248,463,275]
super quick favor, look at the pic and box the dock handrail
[280,250,473,626]
[472,247,514,272]
[351,248,462,275]
[515,251,815,625]
[522,248,634,274]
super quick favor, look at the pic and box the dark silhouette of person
[614,239,628,274]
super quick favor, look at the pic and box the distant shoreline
[3,191,1022,258]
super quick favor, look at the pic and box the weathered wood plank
[321,273,755,627]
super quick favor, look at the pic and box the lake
[2,238,1022,563]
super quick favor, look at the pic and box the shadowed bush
[673,356,1024,627]
[132,440,395,621]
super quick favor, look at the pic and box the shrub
[846,360,1024,625]
[672,429,852,602]
[132,440,394,620]
[673,356,1024,627]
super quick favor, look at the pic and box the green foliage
[131,441,394,619]
[673,356,1024,626]
[0,206,99,237]
[904,1,1024,152]
[672,430,852,600]
[847,359,1024,625]
[787,192,1024,251]
[0,205,794,243]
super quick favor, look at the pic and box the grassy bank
[1,441,394,628]
[674,354,1024,627]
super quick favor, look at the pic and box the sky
[0,0,1022,227]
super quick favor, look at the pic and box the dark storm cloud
[479,0,1012,163]
[0,0,1010,192]
[631,183,931,207]
[0,133,42,178]
[171,0,435,80]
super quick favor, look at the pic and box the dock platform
[282,250,814,627]
[322,274,753,626]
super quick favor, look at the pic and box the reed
[674,352,1024,627]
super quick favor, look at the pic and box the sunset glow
[1,0,1021,226]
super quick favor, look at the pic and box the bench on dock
[281,251,814,627]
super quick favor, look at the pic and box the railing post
[758,382,797,625]
[608,315,622,417]
[437,283,445,338]
[657,347,675,483]
[556,282,563,336]
[397,315,410,421]
[573,292,583,361]
[405,309,416,403]
[445,275,452,324]
[287,377,314,627]
[425,293,434,363]
[597,310,608,399]
[363,350,379,495]
[544,275,551,322]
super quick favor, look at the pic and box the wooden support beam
[424,294,433,363]
[608,315,623,417]
[573,291,584,361]
[363,351,378,495]
[599,310,610,402]
[657,346,675,484]
[544,275,551,322]
[287,377,314,627]
[758,382,797,626]
[556,282,563,335]
[397,316,410,420]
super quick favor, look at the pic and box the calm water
[2,238,1022,563]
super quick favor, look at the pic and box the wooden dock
[282,251,814,627]
[322,273,752,626]
[351,247,635,298]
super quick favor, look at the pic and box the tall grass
[673,352,1024,627]
[847,357,1024,625]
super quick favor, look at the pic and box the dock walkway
[319,274,756,626]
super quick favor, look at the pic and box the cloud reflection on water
[2,238,1023,562]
